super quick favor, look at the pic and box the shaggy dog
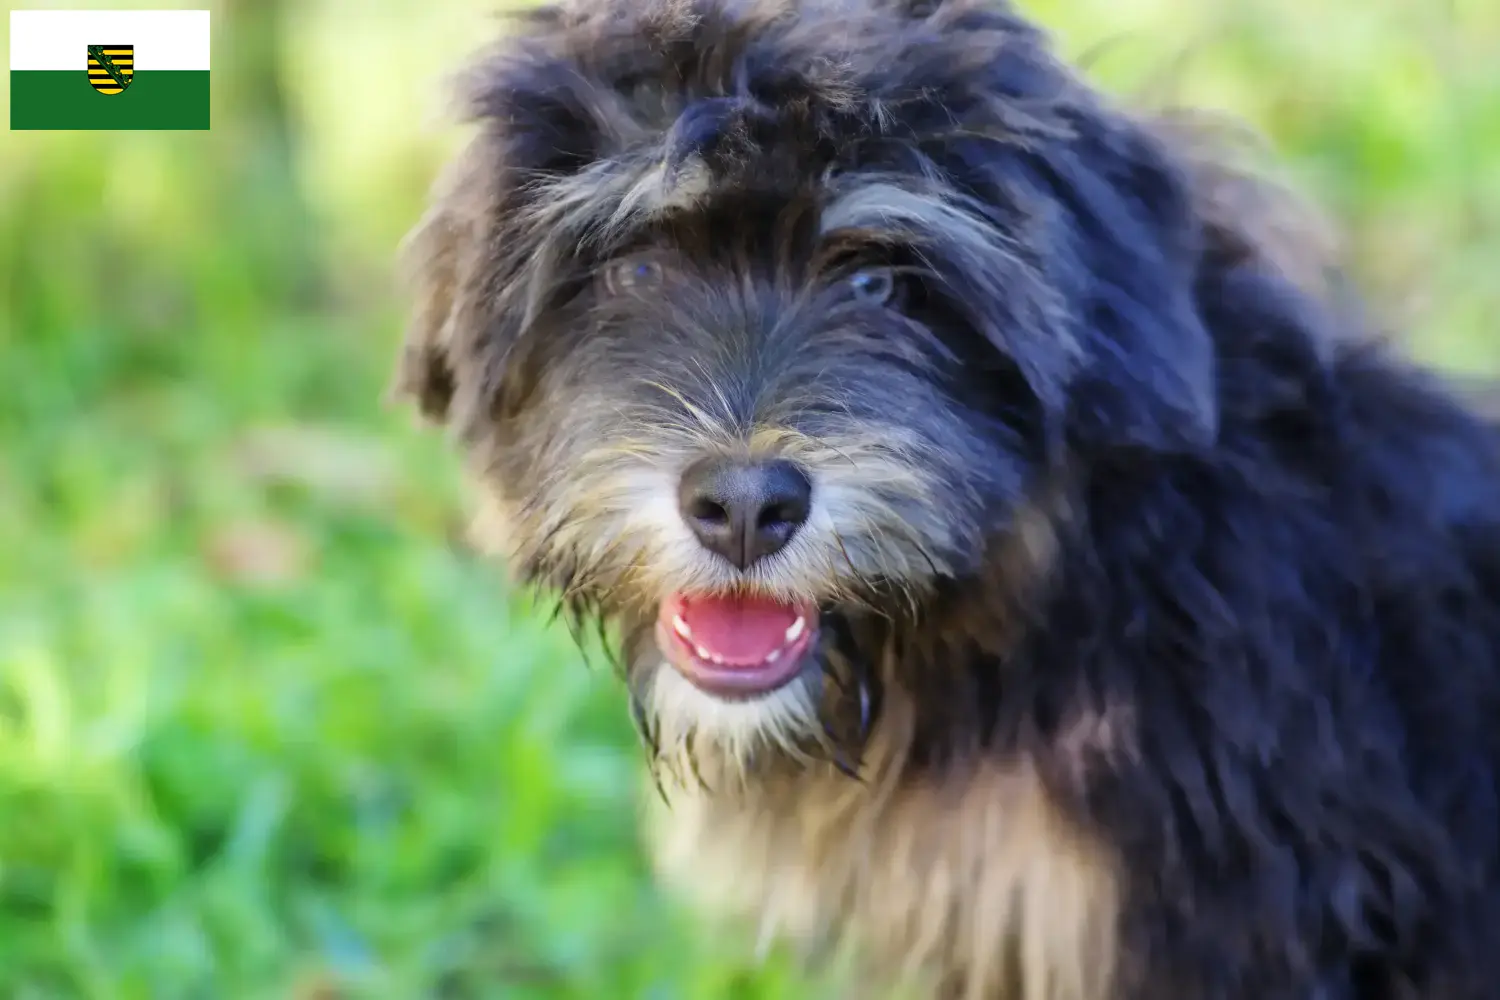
[392,0,1500,996]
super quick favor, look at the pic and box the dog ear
[391,30,630,430]
[391,99,584,431]
[1057,112,1345,456]
[390,137,494,425]
[1019,117,1223,455]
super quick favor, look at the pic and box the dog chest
[647,761,1121,1000]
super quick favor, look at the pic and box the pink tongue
[677,593,800,665]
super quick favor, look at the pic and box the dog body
[396,1,1500,996]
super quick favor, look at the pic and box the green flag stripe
[10,70,209,130]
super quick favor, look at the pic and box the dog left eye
[604,258,664,295]
[847,266,897,306]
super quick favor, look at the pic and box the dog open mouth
[655,592,819,698]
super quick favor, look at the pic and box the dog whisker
[856,670,876,751]
[820,718,866,783]
[831,529,859,576]
[684,729,713,794]
[631,690,660,757]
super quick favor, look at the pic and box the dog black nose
[678,457,813,569]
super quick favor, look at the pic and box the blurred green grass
[1,0,1496,996]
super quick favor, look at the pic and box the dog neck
[645,661,1123,1000]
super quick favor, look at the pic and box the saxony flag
[10,10,210,130]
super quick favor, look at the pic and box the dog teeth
[677,614,809,668]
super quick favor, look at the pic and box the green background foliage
[1,0,1496,996]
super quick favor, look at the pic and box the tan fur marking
[467,487,520,562]
[648,690,1121,1000]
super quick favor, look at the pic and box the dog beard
[627,603,885,790]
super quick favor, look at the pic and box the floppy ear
[1049,111,1346,456]
[389,25,632,432]
[390,137,493,424]
[1015,115,1223,455]
[390,126,565,434]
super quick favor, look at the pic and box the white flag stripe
[10,10,210,72]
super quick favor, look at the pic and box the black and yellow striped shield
[86,45,134,95]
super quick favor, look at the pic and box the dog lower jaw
[640,656,827,783]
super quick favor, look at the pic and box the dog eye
[847,266,897,306]
[604,258,664,295]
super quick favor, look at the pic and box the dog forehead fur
[396,0,1500,997]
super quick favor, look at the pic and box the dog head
[395,0,1266,784]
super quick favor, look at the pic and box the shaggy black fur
[395,0,1500,996]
